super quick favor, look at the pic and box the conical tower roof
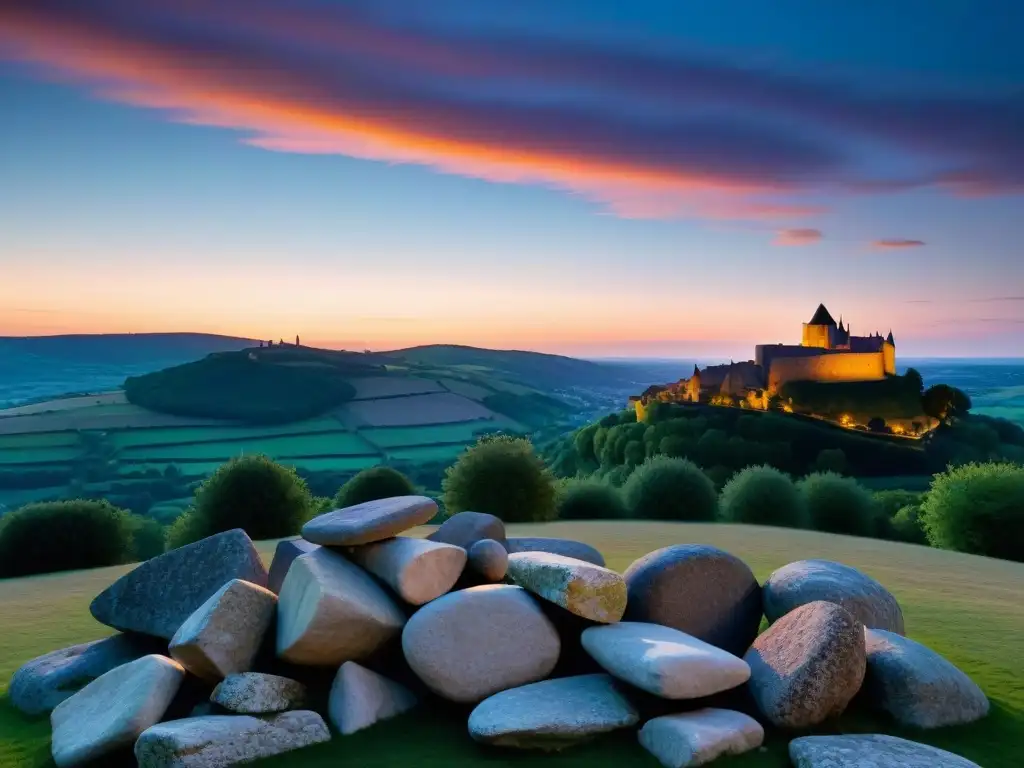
[808,304,837,327]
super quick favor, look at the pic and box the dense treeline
[780,372,925,420]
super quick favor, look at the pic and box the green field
[360,421,512,449]
[386,445,472,462]
[0,446,83,464]
[107,417,347,448]
[0,523,1020,767]
[118,433,376,461]
[0,433,79,450]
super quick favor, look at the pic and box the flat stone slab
[468,538,508,582]
[90,529,268,639]
[863,628,989,728]
[329,661,418,735]
[346,536,466,605]
[639,708,764,768]
[789,734,981,767]
[506,536,605,566]
[267,539,319,594]
[211,672,307,714]
[581,622,750,699]
[134,711,331,767]
[277,547,405,665]
[51,654,185,767]
[428,510,507,549]
[745,601,865,728]
[623,545,762,656]
[763,559,905,635]
[169,579,277,681]
[402,584,560,703]
[468,673,638,750]
[302,495,437,546]
[507,551,626,623]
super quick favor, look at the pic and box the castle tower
[883,330,896,375]
[802,304,837,349]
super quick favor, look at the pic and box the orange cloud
[774,228,823,246]
[872,239,926,249]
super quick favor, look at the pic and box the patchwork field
[0,523,1020,767]
[340,393,498,427]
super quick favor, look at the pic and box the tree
[622,456,718,521]
[923,384,972,423]
[814,448,848,475]
[624,440,646,467]
[867,417,888,434]
[332,467,416,509]
[905,367,924,395]
[798,472,877,537]
[719,465,807,528]
[556,478,629,520]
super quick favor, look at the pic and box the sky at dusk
[1,0,1023,358]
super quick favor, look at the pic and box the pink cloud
[774,228,824,246]
[872,239,926,249]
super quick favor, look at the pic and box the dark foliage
[622,456,718,521]
[556,479,629,520]
[332,466,416,509]
[799,472,878,537]
[780,372,926,420]
[719,466,807,527]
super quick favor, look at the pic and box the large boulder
[50,654,185,767]
[90,529,268,639]
[745,601,865,728]
[346,536,466,605]
[267,539,319,594]
[468,674,638,750]
[862,628,989,728]
[428,510,507,549]
[468,538,509,582]
[302,496,437,546]
[763,559,905,634]
[622,545,762,656]
[211,672,307,714]
[789,734,981,767]
[277,547,405,665]
[10,634,162,716]
[402,584,560,703]
[581,622,750,699]
[134,710,331,767]
[169,579,277,681]
[506,536,605,566]
[329,661,418,735]
[507,551,626,623]
[639,709,764,768]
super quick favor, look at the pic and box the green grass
[106,418,346,449]
[859,475,935,492]
[1,522,1020,767]
[117,432,375,461]
[386,445,472,462]
[0,446,83,465]
[360,421,510,449]
[115,460,230,478]
[277,456,382,472]
[0,433,79,450]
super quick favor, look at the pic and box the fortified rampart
[767,351,886,392]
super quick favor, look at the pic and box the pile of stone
[10,496,990,768]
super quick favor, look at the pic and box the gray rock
[329,661,417,735]
[9,634,161,716]
[427,510,507,549]
[507,551,626,623]
[402,584,560,703]
[639,708,764,767]
[346,536,466,605]
[745,601,865,728]
[468,538,508,581]
[90,529,268,640]
[623,545,762,656]
[763,559,905,635]
[506,536,605,566]
[302,495,437,546]
[211,672,306,714]
[169,579,277,681]
[862,628,989,728]
[789,734,981,767]
[276,546,405,665]
[267,539,319,594]
[51,654,185,767]
[468,674,638,750]
[581,622,750,699]
[134,710,331,767]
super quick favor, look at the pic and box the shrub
[0,500,133,578]
[872,489,924,540]
[602,464,635,488]
[622,456,718,521]
[814,448,848,475]
[919,462,1024,561]
[556,479,628,520]
[332,467,416,509]
[798,472,877,537]
[442,436,557,523]
[165,507,205,550]
[891,504,928,544]
[127,515,166,561]
[719,466,807,528]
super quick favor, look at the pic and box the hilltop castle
[631,304,896,415]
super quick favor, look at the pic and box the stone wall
[767,352,886,393]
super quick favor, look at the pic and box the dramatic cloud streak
[775,228,824,246]
[872,239,926,249]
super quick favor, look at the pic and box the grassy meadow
[1,522,1021,767]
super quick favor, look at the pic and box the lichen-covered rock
[506,536,605,566]
[346,536,466,605]
[329,661,417,735]
[169,579,277,681]
[862,628,989,728]
[639,709,764,768]
[51,654,185,767]
[9,634,162,716]
[789,734,981,767]
[276,547,405,666]
[468,674,638,750]
[745,601,866,728]
[623,545,762,656]
[763,559,905,634]
[581,622,750,699]
[507,551,626,623]
[211,672,306,714]
[302,495,437,546]
[468,538,509,581]
[134,711,331,767]
[402,584,560,703]
[267,539,319,594]
[90,529,268,639]
[428,510,507,549]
